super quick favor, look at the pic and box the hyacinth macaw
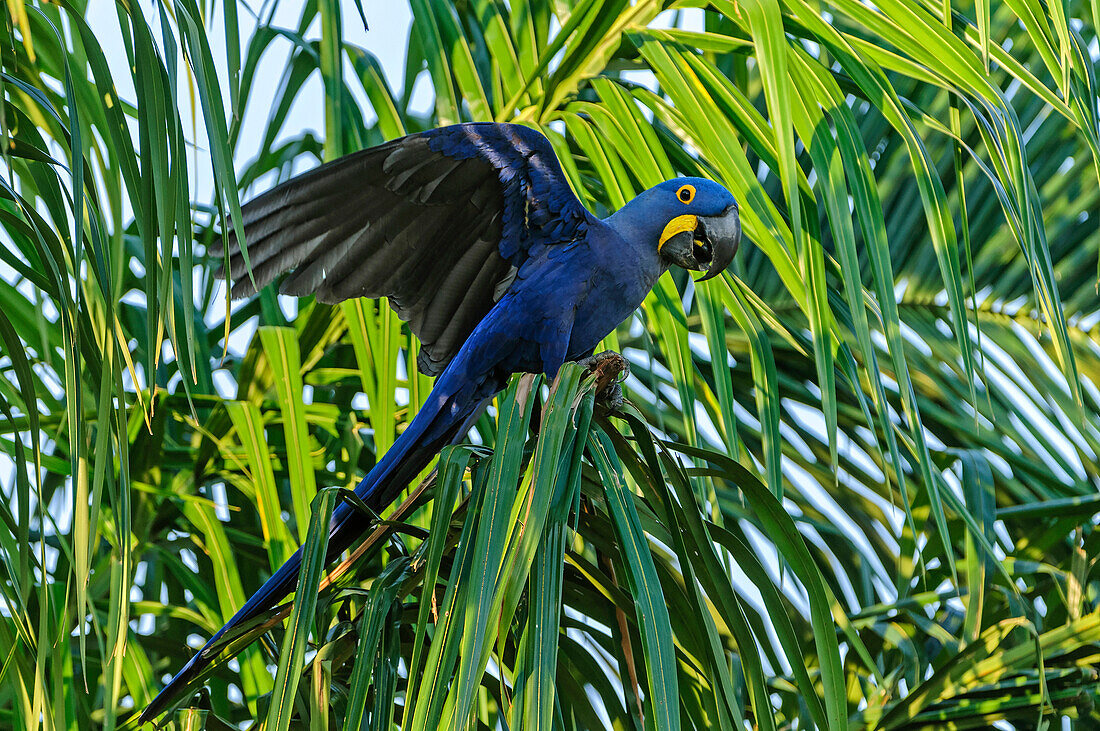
[141,122,740,722]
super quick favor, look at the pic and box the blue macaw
[140,122,740,722]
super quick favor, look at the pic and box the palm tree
[2,0,1099,728]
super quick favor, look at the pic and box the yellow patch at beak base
[658,214,698,251]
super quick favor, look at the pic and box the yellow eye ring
[676,184,695,204]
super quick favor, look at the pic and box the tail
[139,370,496,725]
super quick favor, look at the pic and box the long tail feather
[139,369,496,724]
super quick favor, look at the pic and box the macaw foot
[578,350,630,412]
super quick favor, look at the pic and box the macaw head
[611,177,741,281]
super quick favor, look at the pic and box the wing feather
[416,244,513,375]
[215,123,590,374]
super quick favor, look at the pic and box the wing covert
[211,123,591,375]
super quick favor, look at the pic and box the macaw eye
[677,185,695,204]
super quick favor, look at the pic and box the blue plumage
[140,123,740,724]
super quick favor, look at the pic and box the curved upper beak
[660,204,741,281]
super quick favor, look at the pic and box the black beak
[661,204,741,281]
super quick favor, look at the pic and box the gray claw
[604,382,624,411]
[578,350,629,411]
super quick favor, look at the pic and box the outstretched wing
[211,123,591,375]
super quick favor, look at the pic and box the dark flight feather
[211,123,590,375]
